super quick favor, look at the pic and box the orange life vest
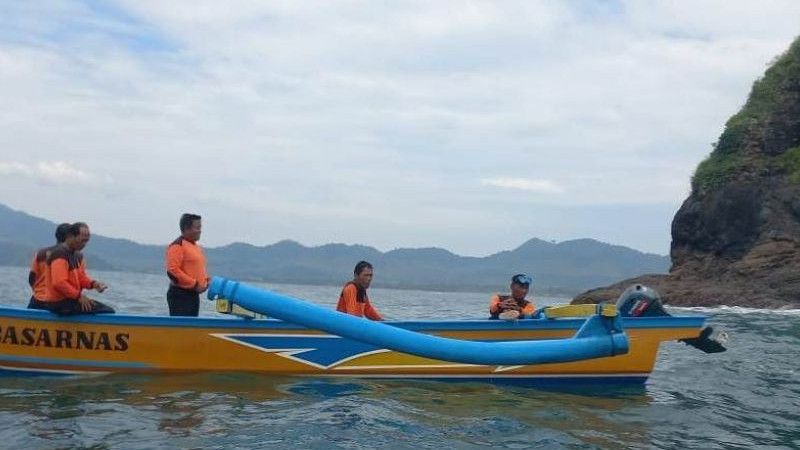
[43,247,93,302]
[165,236,209,290]
[489,294,535,319]
[29,245,59,300]
[337,281,382,320]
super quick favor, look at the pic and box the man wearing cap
[488,274,535,320]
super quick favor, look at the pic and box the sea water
[0,266,797,449]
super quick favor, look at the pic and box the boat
[0,278,724,384]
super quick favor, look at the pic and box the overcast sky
[1,1,799,256]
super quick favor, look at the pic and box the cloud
[481,177,564,194]
[0,161,109,185]
[0,162,33,176]
[1,2,800,255]
[36,161,95,184]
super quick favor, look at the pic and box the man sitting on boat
[489,273,535,320]
[336,260,383,320]
[27,222,70,308]
[30,222,114,315]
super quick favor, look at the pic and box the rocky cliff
[574,36,800,309]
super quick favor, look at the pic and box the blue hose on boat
[207,276,629,366]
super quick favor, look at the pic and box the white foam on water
[670,305,800,316]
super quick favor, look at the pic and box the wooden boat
[0,278,722,384]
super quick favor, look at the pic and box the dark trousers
[167,285,200,317]
[28,296,115,316]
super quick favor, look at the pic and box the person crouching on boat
[27,222,70,308]
[31,222,114,315]
[489,274,535,320]
[336,260,383,321]
[165,213,210,317]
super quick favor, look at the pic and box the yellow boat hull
[0,306,704,384]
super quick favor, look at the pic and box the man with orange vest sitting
[336,260,383,321]
[27,222,70,308]
[30,222,114,315]
[489,273,535,320]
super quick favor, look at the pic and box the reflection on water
[365,380,653,449]
[0,374,657,449]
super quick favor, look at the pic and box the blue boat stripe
[0,353,151,369]
[0,366,648,384]
[212,333,388,368]
[320,372,650,378]
[0,366,104,377]
[316,373,650,386]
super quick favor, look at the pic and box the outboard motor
[615,284,727,353]
[615,284,670,317]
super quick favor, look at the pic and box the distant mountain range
[0,203,669,295]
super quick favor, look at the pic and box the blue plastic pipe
[208,277,629,366]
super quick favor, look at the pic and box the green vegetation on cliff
[693,36,800,191]
[693,152,746,190]
[777,146,800,183]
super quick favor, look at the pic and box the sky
[0,1,799,257]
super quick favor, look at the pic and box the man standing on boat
[489,273,535,320]
[30,222,114,315]
[336,260,383,320]
[165,213,209,317]
[27,222,70,308]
